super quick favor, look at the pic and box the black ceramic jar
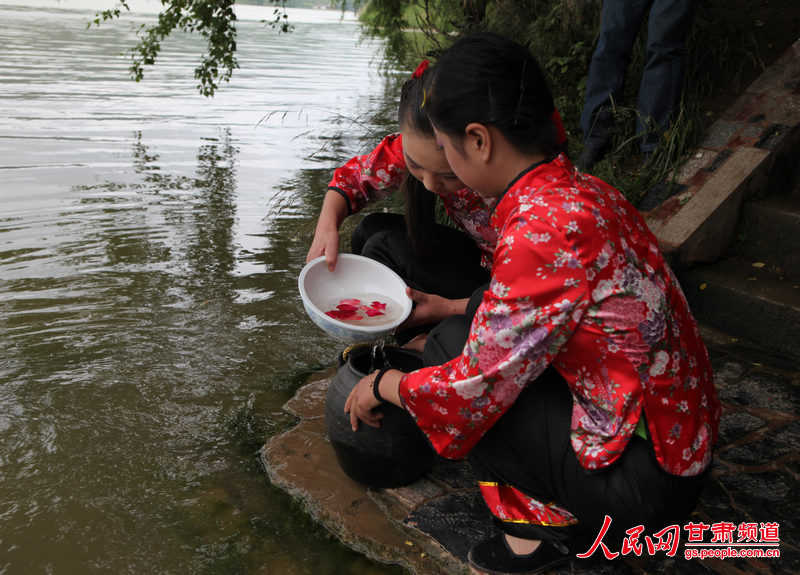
[325,345,435,488]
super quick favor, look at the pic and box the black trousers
[352,213,489,343]
[351,212,489,300]
[423,302,709,550]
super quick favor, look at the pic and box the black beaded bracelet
[372,368,391,404]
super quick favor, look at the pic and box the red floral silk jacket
[327,133,497,268]
[399,154,720,479]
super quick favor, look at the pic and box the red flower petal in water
[325,299,365,321]
[326,309,361,320]
[325,298,389,321]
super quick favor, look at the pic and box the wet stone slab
[716,410,768,444]
[722,421,800,466]
[716,371,800,412]
[262,330,800,575]
[696,329,800,575]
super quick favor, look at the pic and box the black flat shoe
[467,533,571,574]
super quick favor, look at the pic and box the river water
[0,1,405,573]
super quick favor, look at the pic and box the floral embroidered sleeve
[399,207,590,459]
[327,133,408,215]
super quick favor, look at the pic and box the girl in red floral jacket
[346,33,720,574]
[308,62,567,346]
[306,62,493,342]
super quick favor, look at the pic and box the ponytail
[398,63,437,262]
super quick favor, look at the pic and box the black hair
[424,32,560,156]
[398,67,437,262]
[398,68,434,138]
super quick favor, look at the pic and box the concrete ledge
[645,39,800,266]
[655,147,770,265]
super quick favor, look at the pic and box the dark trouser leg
[350,212,406,255]
[422,284,487,366]
[352,213,489,344]
[352,213,488,299]
[580,0,651,151]
[468,370,709,549]
[636,0,695,152]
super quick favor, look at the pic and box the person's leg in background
[579,0,651,170]
[636,0,696,155]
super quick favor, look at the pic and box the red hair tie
[551,109,567,146]
[412,60,429,79]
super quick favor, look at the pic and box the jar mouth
[338,342,374,365]
[343,345,423,376]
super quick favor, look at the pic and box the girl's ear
[464,122,492,163]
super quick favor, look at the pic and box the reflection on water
[0,1,404,573]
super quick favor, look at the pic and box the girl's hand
[307,190,349,271]
[403,288,468,328]
[344,371,385,431]
[344,369,403,431]
[306,227,340,271]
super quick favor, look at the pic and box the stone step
[678,256,800,361]
[738,193,800,277]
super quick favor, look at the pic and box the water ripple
[0,2,399,574]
